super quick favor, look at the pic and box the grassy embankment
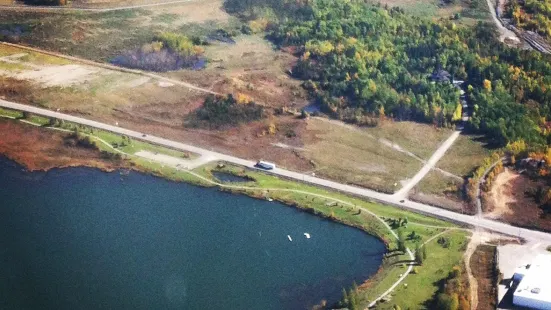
[0,108,471,309]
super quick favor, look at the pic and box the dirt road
[394,130,461,198]
[486,0,520,42]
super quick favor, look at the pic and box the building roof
[513,254,551,305]
[431,69,451,83]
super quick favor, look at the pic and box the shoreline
[0,153,390,308]
[0,117,465,308]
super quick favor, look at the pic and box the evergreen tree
[397,229,406,253]
[422,244,427,260]
[415,244,424,265]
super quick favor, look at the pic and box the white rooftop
[513,254,551,308]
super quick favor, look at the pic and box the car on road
[255,161,276,170]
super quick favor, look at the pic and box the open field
[437,134,493,177]
[0,44,203,116]
[367,0,490,24]
[410,133,492,210]
[410,170,469,213]
[301,118,459,193]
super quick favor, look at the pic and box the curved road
[2,99,551,243]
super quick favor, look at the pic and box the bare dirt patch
[484,168,551,231]
[485,168,517,218]
[13,64,103,87]
[0,118,124,171]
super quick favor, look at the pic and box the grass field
[366,0,490,24]
[302,118,456,193]
[0,0,236,62]
[415,170,463,196]
[437,133,492,177]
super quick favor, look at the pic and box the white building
[513,254,551,309]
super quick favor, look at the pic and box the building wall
[514,295,551,310]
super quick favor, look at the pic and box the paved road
[2,99,551,243]
[394,130,461,198]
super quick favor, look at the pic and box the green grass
[415,170,462,196]
[379,230,470,309]
[51,124,197,160]
[26,115,50,126]
[0,107,23,118]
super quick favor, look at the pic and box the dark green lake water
[0,158,385,310]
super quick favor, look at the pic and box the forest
[225,0,551,148]
[506,0,551,39]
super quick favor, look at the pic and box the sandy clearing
[135,150,215,169]
[485,168,518,219]
[17,64,101,87]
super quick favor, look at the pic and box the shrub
[186,94,264,128]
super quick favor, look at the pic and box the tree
[422,244,427,260]
[348,282,360,310]
[340,288,349,307]
[415,244,424,265]
[397,229,406,253]
[452,103,462,122]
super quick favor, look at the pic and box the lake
[0,158,385,309]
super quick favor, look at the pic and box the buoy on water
[287,235,292,242]
[304,233,311,239]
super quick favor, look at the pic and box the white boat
[304,233,311,239]
[287,235,292,241]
